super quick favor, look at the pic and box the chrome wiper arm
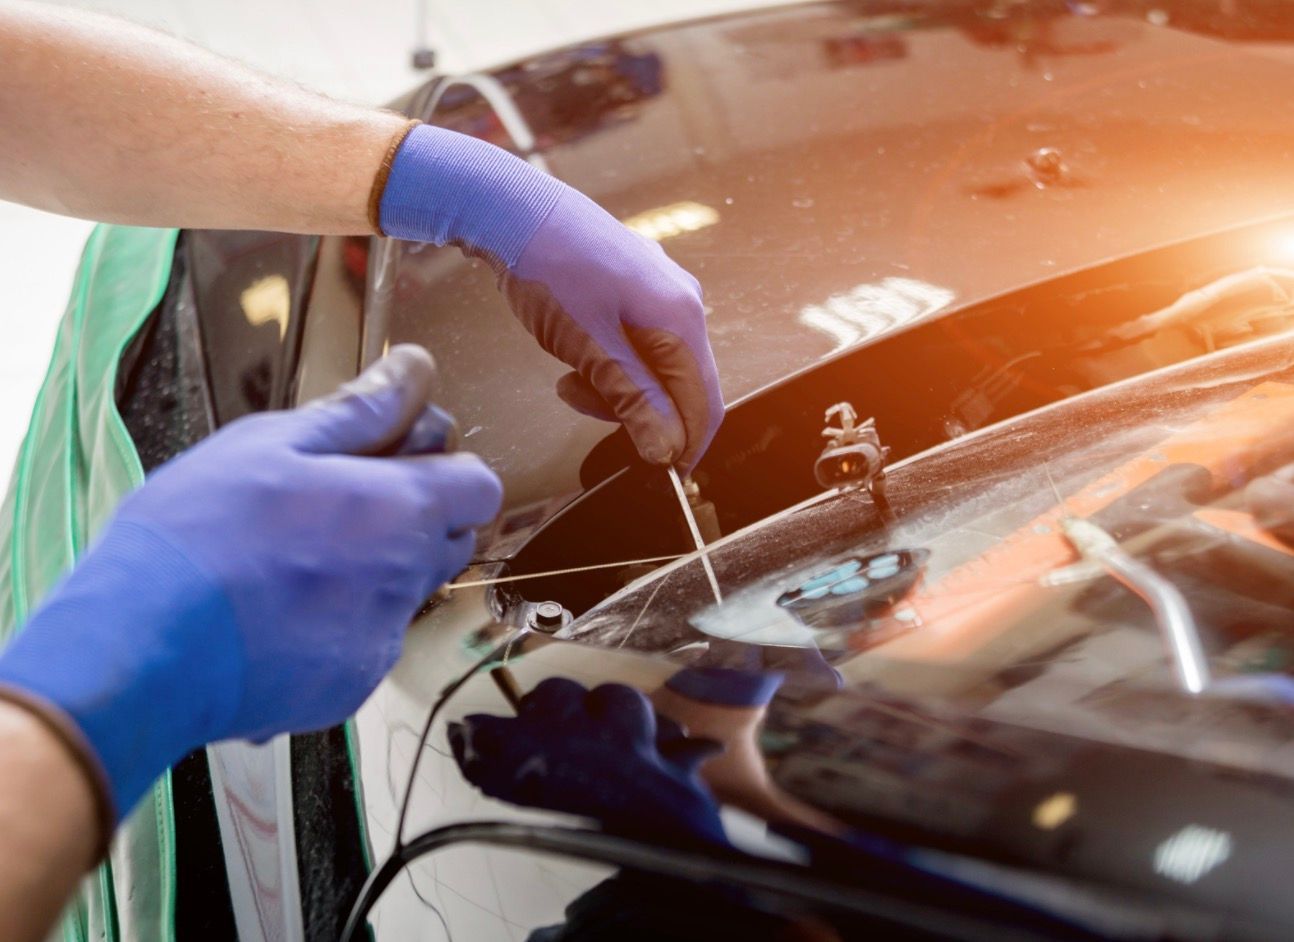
[1060,517,1210,695]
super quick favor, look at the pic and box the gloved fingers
[289,345,437,455]
[391,404,459,456]
[627,326,724,472]
[583,344,687,466]
[554,371,617,422]
[446,721,468,766]
[449,715,558,810]
[402,452,504,534]
[518,677,589,724]
[585,683,657,742]
[447,714,511,773]
[422,528,477,598]
[500,264,687,465]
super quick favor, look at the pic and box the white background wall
[0,0,795,486]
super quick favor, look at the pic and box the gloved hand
[377,123,724,470]
[449,678,729,848]
[0,345,502,831]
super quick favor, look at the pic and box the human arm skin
[0,1,406,233]
[0,2,724,466]
[0,700,97,942]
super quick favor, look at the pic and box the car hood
[386,0,1294,500]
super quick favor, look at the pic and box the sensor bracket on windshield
[815,403,896,524]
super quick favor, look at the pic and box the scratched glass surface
[372,333,1294,940]
[513,334,1294,933]
[365,338,1294,940]
[566,332,1294,749]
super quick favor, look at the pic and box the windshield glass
[570,330,1294,770]
[547,335,1294,926]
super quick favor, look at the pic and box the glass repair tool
[668,466,723,604]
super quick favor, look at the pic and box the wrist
[0,520,240,820]
[366,118,420,235]
[376,123,565,265]
[0,688,112,858]
[0,698,103,935]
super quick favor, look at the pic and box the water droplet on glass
[1147,8,1169,25]
[792,197,815,209]
[724,196,735,205]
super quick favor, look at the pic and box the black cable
[342,628,531,938]
[393,628,531,846]
[338,822,1080,942]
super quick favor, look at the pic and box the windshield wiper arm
[1060,517,1210,695]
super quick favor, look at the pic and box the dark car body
[28,1,1294,939]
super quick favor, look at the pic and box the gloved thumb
[289,344,436,455]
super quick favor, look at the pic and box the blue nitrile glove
[696,641,845,702]
[0,345,502,832]
[664,667,785,708]
[448,678,729,848]
[377,123,724,470]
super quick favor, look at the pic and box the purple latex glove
[378,124,723,469]
[448,678,728,848]
[0,346,502,825]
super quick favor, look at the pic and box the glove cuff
[664,667,784,708]
[376,124,564,266]
[367,118,422,235]
[0,520,240,822]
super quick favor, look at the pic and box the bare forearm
[0,699,98,942]
[0,1,407,233]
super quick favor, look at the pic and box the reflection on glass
[622,201,720,242]
[1032,791,1077,830]
[1153,825,1232,884]
[798,277,954,352]
[239,274,290,340]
